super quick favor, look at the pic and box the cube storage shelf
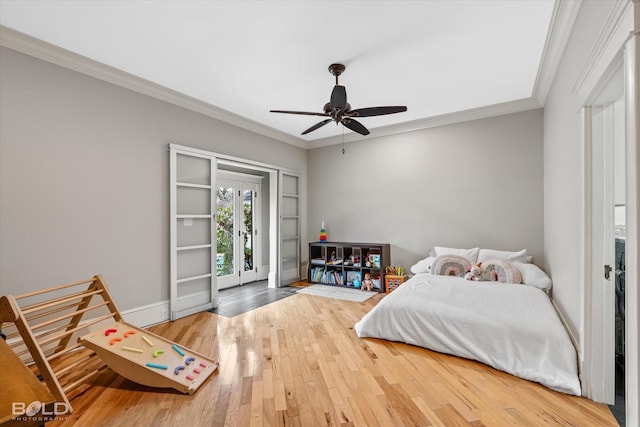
[308,242,390,293]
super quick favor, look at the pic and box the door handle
[604,264,612,280]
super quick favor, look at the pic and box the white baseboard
[121,300,170,328]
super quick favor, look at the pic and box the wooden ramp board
[80,321,217,395]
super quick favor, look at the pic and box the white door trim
[577,3,638,425]
[623,7,639,423]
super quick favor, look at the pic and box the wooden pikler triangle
[0,275,217,414]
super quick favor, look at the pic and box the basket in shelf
[385,275,408,293]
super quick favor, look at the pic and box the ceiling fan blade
[342,118,370,135]
[347,106,407,117]
[330,85,347,112]
[301,119,333,135]
[270,109,331,117]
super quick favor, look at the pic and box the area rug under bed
[296,284,379,302]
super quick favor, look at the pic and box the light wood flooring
[48,285,618,426]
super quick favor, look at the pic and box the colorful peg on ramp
[172,344,185,356]
[146,362,168,370]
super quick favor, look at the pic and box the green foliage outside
[216,188,254,276]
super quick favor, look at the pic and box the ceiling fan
[270,63,407,136]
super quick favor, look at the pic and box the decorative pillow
[478,248,528,264]
[515,262,552,291]
[431,255,471,277]
[411,257,436,274]
[434,246,480,264]
[482,259,522,284]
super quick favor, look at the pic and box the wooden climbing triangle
[0,275,217,414]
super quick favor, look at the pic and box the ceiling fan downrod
[328,63,345,86]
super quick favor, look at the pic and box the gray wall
[0,47,307,310]
[307,109,544,270]
[543,0,618,340]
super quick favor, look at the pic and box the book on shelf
[310,267,325,282]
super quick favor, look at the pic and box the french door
[216,178,261,290]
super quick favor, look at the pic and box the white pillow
[478,248,528,263]
[514,262,552,291]
[411,256,436,274]
[434,246,480,264]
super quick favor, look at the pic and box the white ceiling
[0,1,562,148]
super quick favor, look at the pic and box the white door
[216,178,261,289]
[169,147,217,321]
[586,102,618,404]
[279,172,300,286]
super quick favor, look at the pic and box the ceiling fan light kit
[270,63,407,136]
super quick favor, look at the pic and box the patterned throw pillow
[482,259,523,284]
[431,255,472,277]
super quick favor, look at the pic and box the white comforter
[354,274,581,395]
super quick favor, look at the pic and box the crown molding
[533,0,583,105]
[308,97,543,149]
[0,26,307,149]
[1,17,553,151]
[572,0,634,104]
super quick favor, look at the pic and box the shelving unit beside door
[170,147,217,321]
[279,172,301,286]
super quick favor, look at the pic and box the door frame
[576,2,638,423]
[171,144,299,291]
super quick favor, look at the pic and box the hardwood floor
[48,286,617,426]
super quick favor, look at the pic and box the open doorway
[169,144,300,321]
[215,167,267,290]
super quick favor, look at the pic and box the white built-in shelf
[177,244,212,251]
[177,273,212,284]
[177,214,212,219]
[282,236,299,241]
[281,215,299,219]
[176,182,211,189]
[282,193,299,198]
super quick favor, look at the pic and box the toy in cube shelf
[319,221,327,242]
[346,271,361,287]
[361,273,374,291]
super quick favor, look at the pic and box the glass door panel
[243,189,254,273]
[216,184,236,288]
[241,185,258,283]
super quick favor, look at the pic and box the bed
[354,249,581,396]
